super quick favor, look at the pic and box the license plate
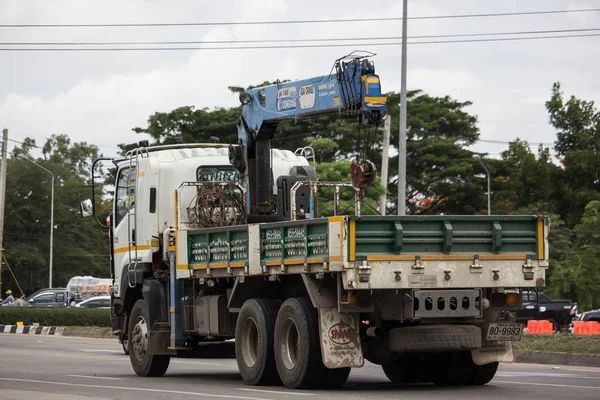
[485,323,524,341]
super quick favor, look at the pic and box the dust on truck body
[83,54,549,389]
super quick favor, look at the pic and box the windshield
[196,166,240,182]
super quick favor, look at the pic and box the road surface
[0,333,599,399]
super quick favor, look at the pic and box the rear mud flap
[318,307,364,368]
[471,341,515,365]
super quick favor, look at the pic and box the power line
[7,138,43,149]
[0,8,598,28]
[1,33,599,51]
[3,28,599,46]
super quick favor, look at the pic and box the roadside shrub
[0,307,110,327]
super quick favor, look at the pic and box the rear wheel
[128,299,170,377]
[465,361,499,385]
[235,299,280,386]
[320,367,351,389]
[382,355,427,383]
[548,318,560,333]
[274,297,326,389]
[431,351,473,386]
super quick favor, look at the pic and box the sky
[0,0,599,160]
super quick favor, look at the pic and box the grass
[515,333,600,354]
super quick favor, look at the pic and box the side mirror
[29,299,34,303]
[80,199,93,218]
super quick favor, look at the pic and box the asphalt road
[1,334,599,400]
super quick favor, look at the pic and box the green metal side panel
[188,225,249,268]
[260,218,329,265]
[350,215,543,260]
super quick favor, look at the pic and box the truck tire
[320,367,351,389]
[274,297,326,389]
[465,361,498,385]
[235,299,280,386]
[382,355,427,383]
[122,338,129,355]
[389,325,481,352]
[128,299,170,377]
[431,351,473,386]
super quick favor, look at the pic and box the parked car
[571,308,600,329]
[25,289,70,308]
[516,291,577,331]
[75,296,111,309]
[579,309,600,322]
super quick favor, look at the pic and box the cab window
[115,166,136,226]
[196,166,240,182]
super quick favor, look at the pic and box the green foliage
[0,308,110,327]
[304,137,338,163]
[315,161,385,217]
[385,91,482,215]
[2,137,109,295]
[546,82,600,225]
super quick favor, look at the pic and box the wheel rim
[123,339,129,351]
[131,316,148,362]
[280,318,300,370]
[241,317,259,368]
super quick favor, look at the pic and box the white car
[75,296,111,309]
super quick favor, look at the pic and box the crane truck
[82,53,549,389]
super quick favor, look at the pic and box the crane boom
[230,54,387,222]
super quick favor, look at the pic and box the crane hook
[350,160,377,189]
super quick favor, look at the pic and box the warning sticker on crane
[299,84,315,109]
[276,87,297,112]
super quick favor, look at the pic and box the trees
[384,91,482,215]
[546,82,600,226]
[1,137,108,294]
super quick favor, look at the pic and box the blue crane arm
[231,55,387,221]
[237,57,387,145]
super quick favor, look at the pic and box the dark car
[25,289,70,308]
[575,309,600,323]
[516,291,577,331]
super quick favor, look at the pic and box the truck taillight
[106,215,111,226]
[491,293,519,307]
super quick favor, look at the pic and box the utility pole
[398,0,408,216]
[379,115,391,215]
[0,128,8,295]
[473,154,492,215]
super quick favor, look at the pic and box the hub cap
[280,318,300,370]
[241,317,259,368]
[131,316,148,362]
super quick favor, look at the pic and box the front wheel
[122,338,129,355]
[128,299,170,377]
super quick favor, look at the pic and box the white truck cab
[109,143,313,301]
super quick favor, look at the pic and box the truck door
[112,165,136,299]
